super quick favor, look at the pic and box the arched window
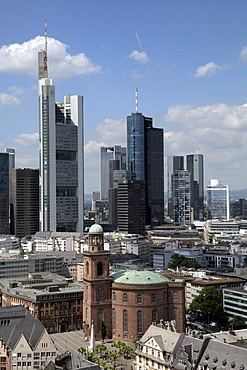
[172,308,178,329]
[123,310,128,332]
[123,293,128,303]
[86,307,88,319]
[137,294,142,304]
[112,309,116,330]
[163,291,167,302]
[151,293,157,304]
[86,261,89,276]
[137,311,143,333]
[98,286,103,301]
[85,286,88,300]
[152,310,157,322]
[97,262,103,276]
[98,309,103,330]
[112,292,116,301]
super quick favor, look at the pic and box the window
[86,261,89,275]
[123,293,128,303]
[137,294,142,304]
[163,291,167,302]
[98,309,103,330]
[112,292,116,301]
[123,310,128,332]
[112,309,116,330]
[151,293,157,304]
[152,310,157,322]
[172,292,178,301]
[137,311,143,333]
[98,286,103,301]
[97,262,103,276]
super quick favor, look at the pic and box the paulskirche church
[82,224,186,342]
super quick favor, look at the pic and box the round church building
[111,269,185,341]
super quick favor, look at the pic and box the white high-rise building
[207,179,230,221]
[38,50,84,232]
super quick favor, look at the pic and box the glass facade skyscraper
[39,52,84,232]
[207,179,230,220]
[0,153,10,234]
[127,112,164,226]
[186,154,204,221]
[167,156,184,217]
[172,170,191,226]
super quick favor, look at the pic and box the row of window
[112,291,179,303]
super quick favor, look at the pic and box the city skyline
[1,1,247,194]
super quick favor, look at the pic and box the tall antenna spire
[135,87,138,113]
[44,20,48,74]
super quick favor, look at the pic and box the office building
[207,179,230,220]
[117,179,146,235]
[223,286,247,321]
[172,170,191,226]
[127,110,164,226]
[38,50,84,232]
[186,153,204,221]
[100,146,126,200]
[10,168,39,237]
[0,152,10,234]
[167,156,184,217]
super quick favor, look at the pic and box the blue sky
[1,0,247,194]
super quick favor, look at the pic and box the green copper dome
[89,223,103,234]
[111,270,169,285]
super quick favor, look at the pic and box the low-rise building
[0,272,83,333]
[223,285,247,320]
[0,306,57,370]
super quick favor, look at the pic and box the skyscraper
[172,170,191,226]
[186,154,204,221]
[127,109,164,226]
[0,152,10,234]
[100,146,126,201]
[10,169,39,237]
[167,156,184,217]
[207,179,230,220]
[38,48,84,232]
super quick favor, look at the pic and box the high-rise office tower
[172,170,191,226]
[167,156,184,217]
[38,42,84,232]
[0,152,10,234]
[100,146,126,200]
[207,179,230,220]
[127,91,164,226]
[117,179,146,235]
[186,154,204,221]
[10,169,39,237]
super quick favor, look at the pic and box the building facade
[0,152,10,234]
[127,112,164,226]
[117,179,146,235]
[186,154,204,221]
[172,170,191,226]
[39,54,84,232]
[207,179,230,220]
[10,168,39,237]
[167,156,184,218]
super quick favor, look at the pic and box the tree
[232,315,247,330]
[101,321,107,343]
[187,286,228,328]
[168,254,201,270]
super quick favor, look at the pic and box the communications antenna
[43,20,48,74]
[135,87,138,113]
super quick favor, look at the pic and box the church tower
[83,224,112,341]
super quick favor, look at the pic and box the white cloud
[14,133,39,146]
[164,102,247,189]
[96,118,126,144]
[129,50,149,64]
[8,86,25,95]
[194,61,228,78]
[0,36,102,79]
[240,46,247,61]
[0,93,21,105]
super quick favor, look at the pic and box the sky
[0,0,247,195]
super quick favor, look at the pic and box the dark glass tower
[186,154,204,221]
[127,112,164,226]
[0,153,10,234]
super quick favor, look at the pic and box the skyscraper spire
[38,20,48,80]
[135,87,138,113]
